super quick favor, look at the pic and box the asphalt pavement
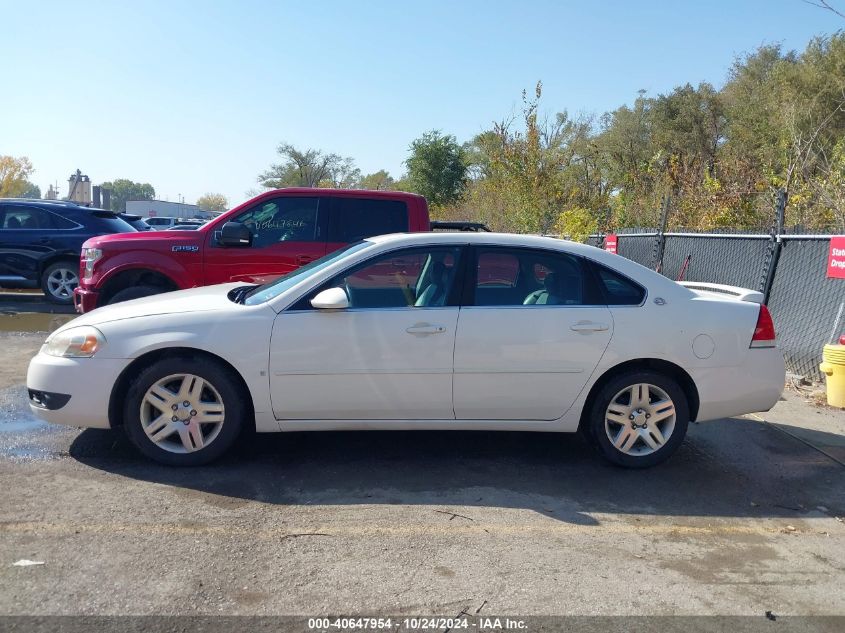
[0,306,844,619]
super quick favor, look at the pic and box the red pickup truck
[74,188,430,313]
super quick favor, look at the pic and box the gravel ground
[0,325,844,618]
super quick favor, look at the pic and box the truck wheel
[41,261,79,304]
[107,285,163,305]
[123,356,247,466]
[586,370,689,469]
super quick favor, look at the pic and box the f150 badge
[172,245,199,252]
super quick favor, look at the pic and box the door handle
[405,323,446,336]
[570,321,609,332]
[296,255,316,265]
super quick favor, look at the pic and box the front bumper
[73,286,100,314]
[26,352,127,428]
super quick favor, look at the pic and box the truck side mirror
[218,222,253,247]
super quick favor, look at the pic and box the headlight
[42,326,106,358]
[81,247,103,279]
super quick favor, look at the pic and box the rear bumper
[73,286,99,313]
[693,347,786,422]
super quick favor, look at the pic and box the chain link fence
[589,230,844,382]
[660,234,772,291]
[766,238,845,380]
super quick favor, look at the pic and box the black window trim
[286,244,470,312]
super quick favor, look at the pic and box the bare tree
[803,0,845,19]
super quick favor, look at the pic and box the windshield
[243,241,373,305]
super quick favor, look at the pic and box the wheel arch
[98,268,179,305]
[108,347,255,430]
[579,358,700,430]
[39,253,79,277]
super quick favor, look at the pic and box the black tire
[41,260,79,304]
[123,356,248,466]
[586,370,689,468]
[107,285,163,305]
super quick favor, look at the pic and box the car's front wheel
[587,370,689,468]
[123,357,247,465]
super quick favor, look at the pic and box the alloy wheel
[604,383,676,457]
[139,373,226,454]
[46,268,79,300]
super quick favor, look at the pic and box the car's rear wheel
[107,285,163,305]
[123,357,247,465]
[587,370,689,468]
[41,261,79,304]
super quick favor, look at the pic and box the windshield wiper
[229,285,256,304]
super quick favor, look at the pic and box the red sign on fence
[605,233,618,254]
[828,236,845,279]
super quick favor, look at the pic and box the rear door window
[48,211,80,229]
[593,264,646,305]
[471,246,590,306]
[328,197,409,243]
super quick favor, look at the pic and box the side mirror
[311,287,349,310]
[218,221,253,247]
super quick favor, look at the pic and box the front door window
[303,246,463,309]
[233,197,320,248]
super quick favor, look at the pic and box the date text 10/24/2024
[307,617,528,631]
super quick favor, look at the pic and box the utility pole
[762,189,787,303]
[653,193,671,273]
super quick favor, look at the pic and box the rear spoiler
[677,281,764,304]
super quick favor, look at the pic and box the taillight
[750,304,776,348]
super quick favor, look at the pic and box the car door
[204,195,328,285]
[268,245,464,420]
[453,246,614,421]
[0,204,63,284]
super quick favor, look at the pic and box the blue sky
[2,0,840,207]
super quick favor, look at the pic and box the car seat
[414,261,449,307]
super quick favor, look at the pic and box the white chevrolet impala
[27,233,785,468]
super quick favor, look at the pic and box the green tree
[0,155,35,198]
[405,130,467,207]
[20,181,41,199]
[553,207,599,243]
[196,193,229,214]
[359,169,395,191]
[100,179,155,212]
[259,143,360,189]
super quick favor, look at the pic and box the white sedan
[27,233,785,468]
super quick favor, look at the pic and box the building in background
[67,170,91,205]
[125,199,210,220]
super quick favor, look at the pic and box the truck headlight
[42,326,106,358]
[81,247,103,279]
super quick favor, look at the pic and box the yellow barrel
[820,344,845,408]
